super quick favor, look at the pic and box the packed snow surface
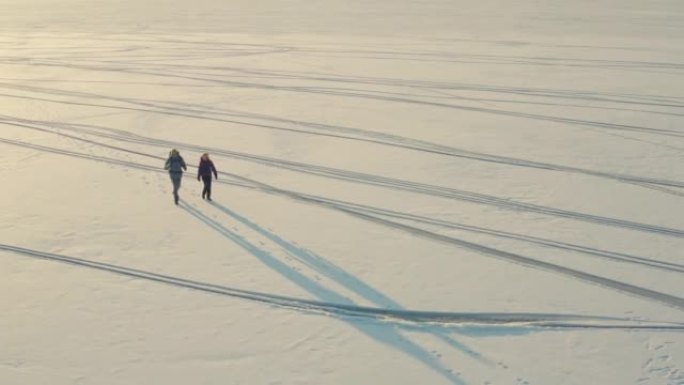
[1,0,683,384]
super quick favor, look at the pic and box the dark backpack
[165,155,186,172]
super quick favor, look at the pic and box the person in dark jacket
[197,153,218,201]
[164,148,187,205]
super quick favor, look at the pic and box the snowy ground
[1,1,683,384]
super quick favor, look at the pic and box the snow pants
[201,175,213,200]
[169,172,182,203]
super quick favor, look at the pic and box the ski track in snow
[3,56,684,141]
[2,27,683,385]
[1,134,684,312]
[1,82,684,193]
[1,243,683,331]
[3,120,684,238]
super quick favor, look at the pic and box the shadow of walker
[181,199,470,385]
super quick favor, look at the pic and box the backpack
[165,155,186,173]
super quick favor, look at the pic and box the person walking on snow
[197,153,218,201]
[164,148,187,205]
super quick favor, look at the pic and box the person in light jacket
[197,153,218,201]
[164,148,187,205]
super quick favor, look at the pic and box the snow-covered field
[1,0,683,384]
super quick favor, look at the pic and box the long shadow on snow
[3,134,684,270]
[3,136,684,308]
[2,135,684,276]
[336,207,684,312]
[6,121,684,238]
[2,243,649,328]
[3,131,680,275]
[208,201,489,361]
[180,201,468,384]
[2,243,681,332]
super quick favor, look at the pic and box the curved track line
[1,244,681,329]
